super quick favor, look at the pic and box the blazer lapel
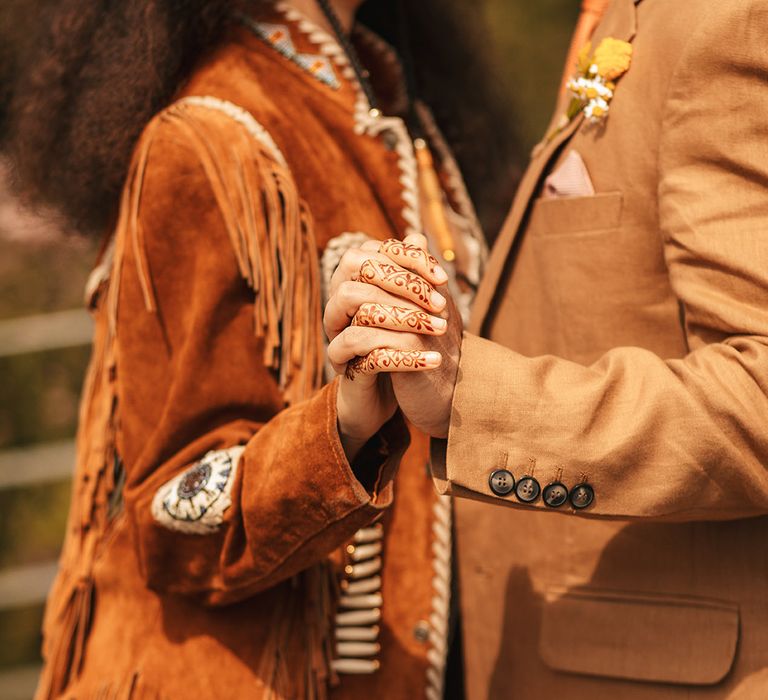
[470,0,639,335]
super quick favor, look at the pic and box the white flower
[568,76,613,103]
[584,97,610,123]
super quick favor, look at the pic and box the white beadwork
[150,446,245,535]
[273,2,422,238]
[335,626,380,641]
[426,495,452,700]
[177,96,287,167]
[335,514,385,675]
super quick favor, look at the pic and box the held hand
[389,289,461,438]
[325,234,462,444]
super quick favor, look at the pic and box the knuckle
[337,281,356,304]
[343,325,366,348]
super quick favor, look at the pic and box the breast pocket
[530,191,623,237]
[519,190,677,362]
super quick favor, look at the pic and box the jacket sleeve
[113,103,407,605]
[437,2,768,522]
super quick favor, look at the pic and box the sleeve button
[489,469,515,496]
[570,483,594,509]
[514,476,541,503]
[543,482,569,508]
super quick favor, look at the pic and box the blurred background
[0,0,579,696]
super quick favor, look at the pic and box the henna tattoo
[345,349,433,380]
[351,303,442,334]
[355,259,436,308]
[379,239,441,276]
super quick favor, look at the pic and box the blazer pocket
[539,586,739,685]
[530,191,623,236]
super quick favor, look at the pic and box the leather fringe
[110,97,324,407]
[43,97,330,699]
[257,563,339,700]
[36,577,95,699]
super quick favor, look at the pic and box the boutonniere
[545,38,633,143]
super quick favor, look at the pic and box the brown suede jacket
[36,4,485,699]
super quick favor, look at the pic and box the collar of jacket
[469,0,640,335]
[240,1,410,128]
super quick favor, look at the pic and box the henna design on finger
[345,349,435,380]
[351,303,443,335]
[379,239,441,276]
[355,259,437,308]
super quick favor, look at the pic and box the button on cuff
[570,483,594,509]
[489,469,515,497]
[515,476,541,504]
[543,482,569,508]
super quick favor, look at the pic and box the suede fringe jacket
[36,5,485,699]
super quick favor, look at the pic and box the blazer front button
[489,469,515,497]
[543,482,569,508]
[515,476,541,503]
[570,483,594,509]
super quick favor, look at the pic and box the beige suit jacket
[437,0,768,697]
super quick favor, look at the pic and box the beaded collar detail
[238,15,341,90]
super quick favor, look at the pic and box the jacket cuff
[445,332,581,511]
[344,405,410,505]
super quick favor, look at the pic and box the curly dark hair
[1,0,520,238]
[2,0,231,235]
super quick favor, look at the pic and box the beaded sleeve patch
[151,446,245,534]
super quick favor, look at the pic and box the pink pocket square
[543,150,595,198]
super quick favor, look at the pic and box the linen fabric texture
[435,0,768,698]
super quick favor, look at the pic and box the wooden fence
[0,308,92,699]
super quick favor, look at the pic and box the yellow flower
[592,38,633,80]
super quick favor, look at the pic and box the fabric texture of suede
[437,0,768,697]
[36,6,474,698]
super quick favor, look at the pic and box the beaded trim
[332,522,385,674]
[237,14,341,89]
[178,96,288,167]
[426,495,452,700]
[273,1,422,237]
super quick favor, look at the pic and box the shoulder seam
[173,95,288,169]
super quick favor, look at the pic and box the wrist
[336,377,392,461]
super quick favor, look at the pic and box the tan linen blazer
[436,0,768,697]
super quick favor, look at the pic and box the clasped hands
[324,234,462,458]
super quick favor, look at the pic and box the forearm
[438,333,768,521]
[129,382,409,603]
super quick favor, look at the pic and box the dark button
[543,482,569,508]
[489,469,515,497]
[570,483,595,509]
[413,620,430,643]
[515,476,541,503]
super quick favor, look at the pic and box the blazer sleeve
[113,105,407,605]
[438,3,768,522]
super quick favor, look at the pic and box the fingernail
[431,266,449,284]
[431,291,446,308]
[424,351,442,365]
[432,317,447,329]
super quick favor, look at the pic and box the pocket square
[543,150,595,198]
